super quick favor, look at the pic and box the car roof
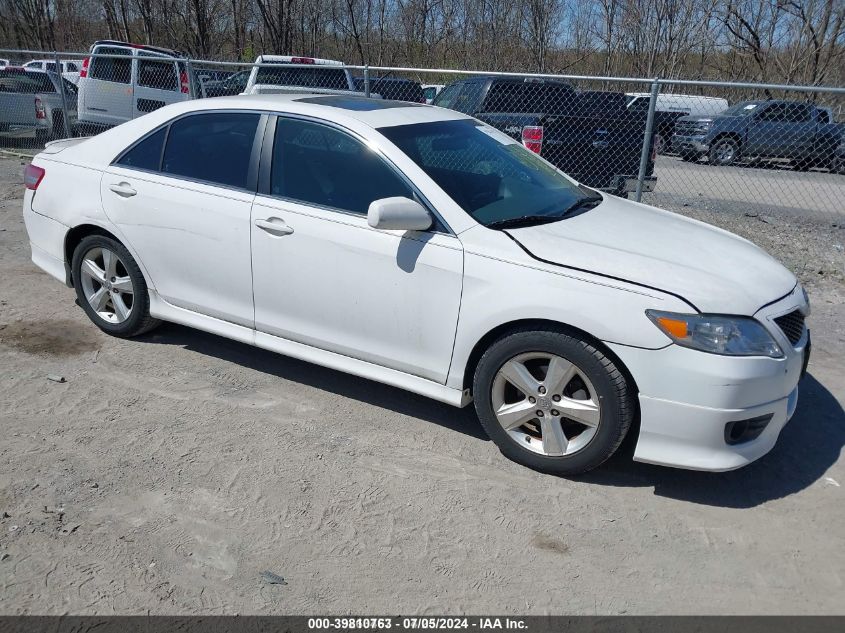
[193,93,468,127]
[61,93,473,167]
[92,40,184,57]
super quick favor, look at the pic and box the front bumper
[606,287,810,471]
[672,135,709,154]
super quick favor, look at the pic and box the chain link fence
[2,46,844,281]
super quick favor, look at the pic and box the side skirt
[148,290,472,408]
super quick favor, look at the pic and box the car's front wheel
[473,328,635,475]
[71,234,161,337]
[709,138,740,166]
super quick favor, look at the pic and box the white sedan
[22,94,810,474]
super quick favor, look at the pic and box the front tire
[709,138,739,166]
[473,328,635,475]
[71,235,161,337]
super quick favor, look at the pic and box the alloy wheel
[714,141,735,164]
[491,352,601,457]
[79,247,134,324]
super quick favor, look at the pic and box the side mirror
[367,197,432,231]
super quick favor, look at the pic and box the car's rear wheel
[473,328,634,475]
[71,235,161,337]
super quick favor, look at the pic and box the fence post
[634,77,660,202]
[364,65,371,98]
[52,50,72,139]
[185,58,197,99]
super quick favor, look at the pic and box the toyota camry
[22,94,810,474]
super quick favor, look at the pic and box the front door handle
[255,217,294,236]
[109,182,137,198]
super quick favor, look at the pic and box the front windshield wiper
[485,215,566,230]
[485,188,605,231]
[559,193,603,217]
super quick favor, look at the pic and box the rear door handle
[255,217,294,236]
[109,182,137,198]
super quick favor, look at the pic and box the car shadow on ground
[140,323,487,440]
[140,325,842,508]
[585,373,844,508]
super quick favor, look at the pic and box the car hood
[679,113,740,124]
[506,195,796,315]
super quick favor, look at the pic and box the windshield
[380,119,593,226]
[721,101,760,116]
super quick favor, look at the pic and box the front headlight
[646,310,783,358]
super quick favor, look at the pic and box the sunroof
[296,95,425,111]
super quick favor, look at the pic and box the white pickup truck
[0,67,77,143]
[242,55,359,96]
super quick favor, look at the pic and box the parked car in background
[243,55,355,95]
[0,67,77,142]
[22,94,810,475]
[77,40,194,131]
[24,59,83,84]
[194,69,233,85]
[626,92,728,154]
[673,100,843,170]
[353,76,425,102]
[834,133,845,174]
[202,69,250,98]
[434,77,656,196]
[422,84,444,103]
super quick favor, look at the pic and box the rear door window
[90,46,132,84]
[161,112,260,189]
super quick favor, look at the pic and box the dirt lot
[0,154,843,615]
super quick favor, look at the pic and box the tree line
[1,0,843,87]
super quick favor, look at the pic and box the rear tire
[71,235,161,338]
[472,328,635,475]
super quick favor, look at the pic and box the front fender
[445,250,688,390]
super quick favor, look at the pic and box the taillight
[650,134,659,162]
[180,70,190,94]
[24,164,45,190]
[34,97,46,119]
[290,57,315,64]
[522,125,543,154]
[79,56,90,78]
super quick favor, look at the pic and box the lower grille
[774,310,805,346]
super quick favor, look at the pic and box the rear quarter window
[116,127,167,171]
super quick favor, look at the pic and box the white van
[626,92,728,117]
[23,59,82,84]
[77,40,193,130]
[243,55,356,95]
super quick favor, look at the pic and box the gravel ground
[0,154,843,615]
